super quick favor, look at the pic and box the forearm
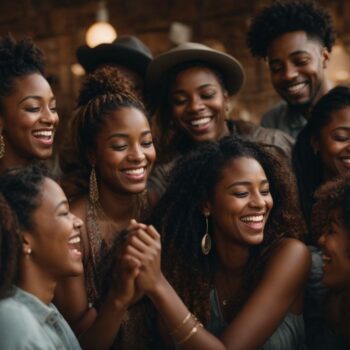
[148,276,225,350]
[79,293,128,350]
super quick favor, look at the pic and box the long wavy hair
[151,136,305,324]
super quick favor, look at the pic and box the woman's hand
[124,222,164,295]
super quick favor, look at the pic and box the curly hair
[0,34,45,112]
[60,66,148,197]
[151,136,305,324]
[247,0,335,59]
[293,86,350,235]
[0,163,49,299]
[147,61,227,162]
[312,174,350,245]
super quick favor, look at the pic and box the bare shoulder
[267,238,311,276]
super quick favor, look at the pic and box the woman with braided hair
[55,65,156,349]
[0,35,58,173]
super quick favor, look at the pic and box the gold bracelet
[177,321,203,345]
[170,312,191,336]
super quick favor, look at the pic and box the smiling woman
[56,65,156,349]
[0,164,82,349]
[0,35,58,173]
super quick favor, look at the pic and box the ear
[310,135,319,156]
[202,201,212,217]
[21,231,33,257]
[321,47,330,69]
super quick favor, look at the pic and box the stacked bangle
[177,321,203,345]
[170,313,204,345]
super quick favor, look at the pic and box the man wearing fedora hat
[247,0,335,139]
[76,35,153,99]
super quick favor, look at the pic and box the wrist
[106,290,130,312]
[146,274,169,300]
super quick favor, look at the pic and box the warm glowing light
[86,22,117,48]
[71,63,85,76]
[326,43,350,83]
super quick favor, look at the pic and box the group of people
[0,0,349,349]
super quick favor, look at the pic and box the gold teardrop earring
[201,214,211,255]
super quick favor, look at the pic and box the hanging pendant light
[85,1,117,48]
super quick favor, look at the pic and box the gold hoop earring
[0,134,5,159]
[201,215,211,255]
[89,166,99,204]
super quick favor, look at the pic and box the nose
[73,214,83,230]
[39,106,59,126]
[318,232,326,247]
[127,144,146,163]
[188,95,205,114]
[248,192,266,209]
[282,62,298,81]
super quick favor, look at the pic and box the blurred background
[2,0,350,125]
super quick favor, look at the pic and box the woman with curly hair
[123,137,310,349]
[293,86,350,235]
[0,35,58,173]
[311,175,350,349]
[0,164,82,349]
[56,65,156,349]
[146,42,294,204]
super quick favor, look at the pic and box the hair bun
[77,66,135,106]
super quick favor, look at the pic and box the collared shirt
[0,286,81,350]
[261,101,307,139]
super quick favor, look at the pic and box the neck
[0,152,33,174]
[98,184,140,225]
[17,257,56,305]
[215,237,249,274]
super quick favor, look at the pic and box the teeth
[286,83,306,94]
[124,168,145,175]
[69,236,80,244]
[322,255,331,262]
[241,215,264,223]
[33,130,52,137]
[190,117,211,126]
[341,158,350,164]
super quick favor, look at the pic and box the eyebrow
[107,130,152,140]
[172,83,215,94]
[55,200,68,211]
[226,179,269,190]
[18,95,56,105]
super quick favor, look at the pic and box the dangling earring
[24,247,32,258]
[201,214,212,255]
[89,166,99,204]
[0,134,5,159]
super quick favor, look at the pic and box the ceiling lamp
[85,1,117,48]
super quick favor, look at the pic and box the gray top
[0,286,81,350]
[207,289,307,350]
[261,101,307,139]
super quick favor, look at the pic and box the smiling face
[25,178,83,279]
[0,73,59,165]
[170,66,229,143]
[318,209,350,290]
[267,31,329,109]
[93,107,156,195]
[206,157,273,247]
[313,106,350,179]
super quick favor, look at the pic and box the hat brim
[77,44,152,77]
[146,48,245,95]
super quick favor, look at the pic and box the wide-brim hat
[76,35,153,77]
[147,42,245,95]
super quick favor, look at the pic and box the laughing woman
[56,66,156,349]
[0,164,81,349]
[124,137,310,349]
[0,35,58,173]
